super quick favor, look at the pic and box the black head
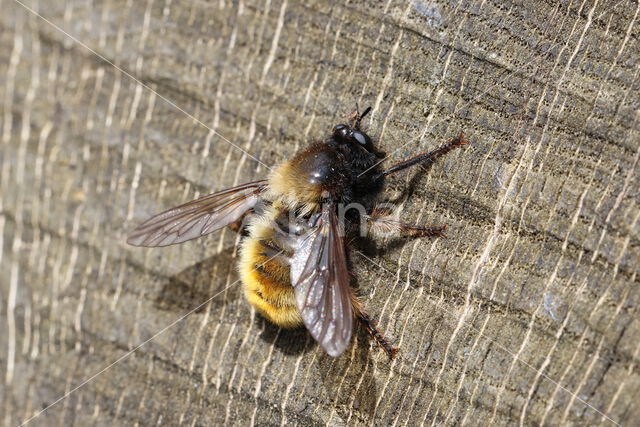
[332,107,384,158]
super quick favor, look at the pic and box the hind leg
[358,309,399,359]
[349,291,399,359]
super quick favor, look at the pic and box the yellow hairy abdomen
[238,211,303,328]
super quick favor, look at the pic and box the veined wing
[290,202,353,357]
[127,180,267,247]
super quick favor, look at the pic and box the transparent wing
[290,202,353,357]
[127,180,267,247]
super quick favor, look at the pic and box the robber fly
[127,106,468,358]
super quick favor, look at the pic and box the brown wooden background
[2,0,639,425]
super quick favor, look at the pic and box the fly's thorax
[268,142,352,212]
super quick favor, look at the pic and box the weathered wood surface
[1,0,639,425]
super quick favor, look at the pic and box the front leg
[378,133,468,178]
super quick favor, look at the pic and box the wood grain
[1,0,639,425]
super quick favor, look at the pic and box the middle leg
[365,208,447,238]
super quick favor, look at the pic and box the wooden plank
[1,0,638,425]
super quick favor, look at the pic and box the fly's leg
[358,310,399,359]
[365,208,448,239]
[349,291,399,359]
[378,133,468,179]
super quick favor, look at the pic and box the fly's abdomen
[239,216,303,328]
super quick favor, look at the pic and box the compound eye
[352,131,368,146]
[332,124,350,140]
